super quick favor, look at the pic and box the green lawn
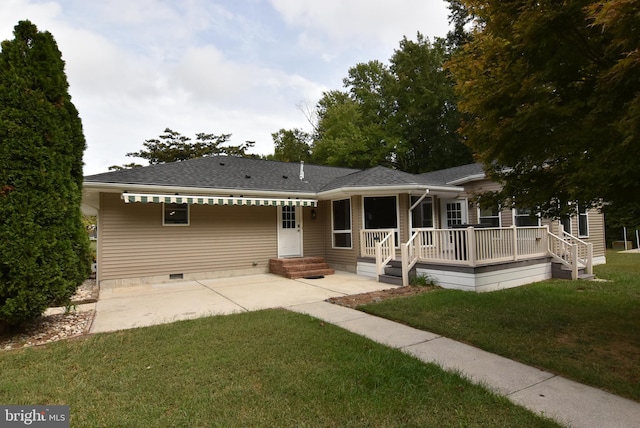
[360,250,640,402]
[0,310,557,427]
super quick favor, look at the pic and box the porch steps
[551,262,595,280]
[269,257,335,279]
[379,260,415,286]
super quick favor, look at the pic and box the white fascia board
[82,182,317,199]
[317,184,464,200]
[447,173,486,185]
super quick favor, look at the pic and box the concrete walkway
[290,301,640,428]
[87,272,640,427]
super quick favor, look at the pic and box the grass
[359,250,640,402]
[0,310,558,427]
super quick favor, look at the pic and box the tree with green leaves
[110,128,256,169]
[311,35,471,172]
[389,34,472,172]
[269,128,311,163]
[448,0,640,218]
[311,89,392,168]
[0,21,91,329]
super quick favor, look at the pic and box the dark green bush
[0,21,90,329]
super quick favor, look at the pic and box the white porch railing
[361,226,590,286]
[360,229,396,278]
[547,230,593,280]
[398,226,548,269]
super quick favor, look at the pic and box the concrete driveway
[90,272,392,333]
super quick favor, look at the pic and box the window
[363,196,398,244]
[332,199,352,248]
[410,196,434,229]
[163,203,189,226]
[514,208,540,226]
[281,205,296,229]
[560,217,571,235]
[478,205,501,227]
[445,202,463,227]
[578,205,589,237]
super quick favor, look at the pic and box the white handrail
[561,231,593,274]
[374,230,395,278]
[401,231,421,286]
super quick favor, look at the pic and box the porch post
[587,243,593,275]
[401,244,409,286]
[511,225,518,261]
[571,245,579,280]
[467,226,476,267]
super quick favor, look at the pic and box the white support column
[467,227,476,267]
[571,245,579,280]
[401,244,409,286]
[511,225,518,261]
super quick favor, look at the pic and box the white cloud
[1,0,451,174]
[269,0,451,57]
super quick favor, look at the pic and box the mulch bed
[327,285,437,308]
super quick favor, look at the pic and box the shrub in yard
[0,21,90,330]
[410,274,434,287]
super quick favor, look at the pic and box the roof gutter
[317,184,464,199]
[83,182,465,202]
[82,182,318,199]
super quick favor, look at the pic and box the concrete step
[269,257,335,279]
[285,268,336,279]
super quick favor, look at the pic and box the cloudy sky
[1,0,452,174]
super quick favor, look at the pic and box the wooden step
[378,274,404,286]
[551,262,590,280]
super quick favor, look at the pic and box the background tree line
[269,33,472,173]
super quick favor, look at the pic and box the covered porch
[358,226,594,291]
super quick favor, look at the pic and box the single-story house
[82,156,606,292]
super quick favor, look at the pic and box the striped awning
[122,193,317,207]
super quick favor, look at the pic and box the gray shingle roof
[319,165,459,191]
[84,156,477,194]
[84,156,359,193]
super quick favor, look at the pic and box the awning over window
[122,193,317,208]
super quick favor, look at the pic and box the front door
[440,200,465,228]
[440,199,467,258]
[278,205,302,257]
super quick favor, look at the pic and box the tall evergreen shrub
[0,21,91,329]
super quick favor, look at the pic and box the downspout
[409,189,430,212]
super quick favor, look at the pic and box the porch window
[410,196,434,228]
[163,203,189,226]
[578,205,589,237]
[478,205,501,227]
[560,216,572,235]
[332,199,352,248]
[513,208,540,227]
[363,196,398,243]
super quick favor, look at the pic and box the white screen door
[278,205,302,257]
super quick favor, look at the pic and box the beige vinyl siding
[585,208,605,257]
[98,193,277,282]
[302,206,325,257]
[399,194,409,244]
